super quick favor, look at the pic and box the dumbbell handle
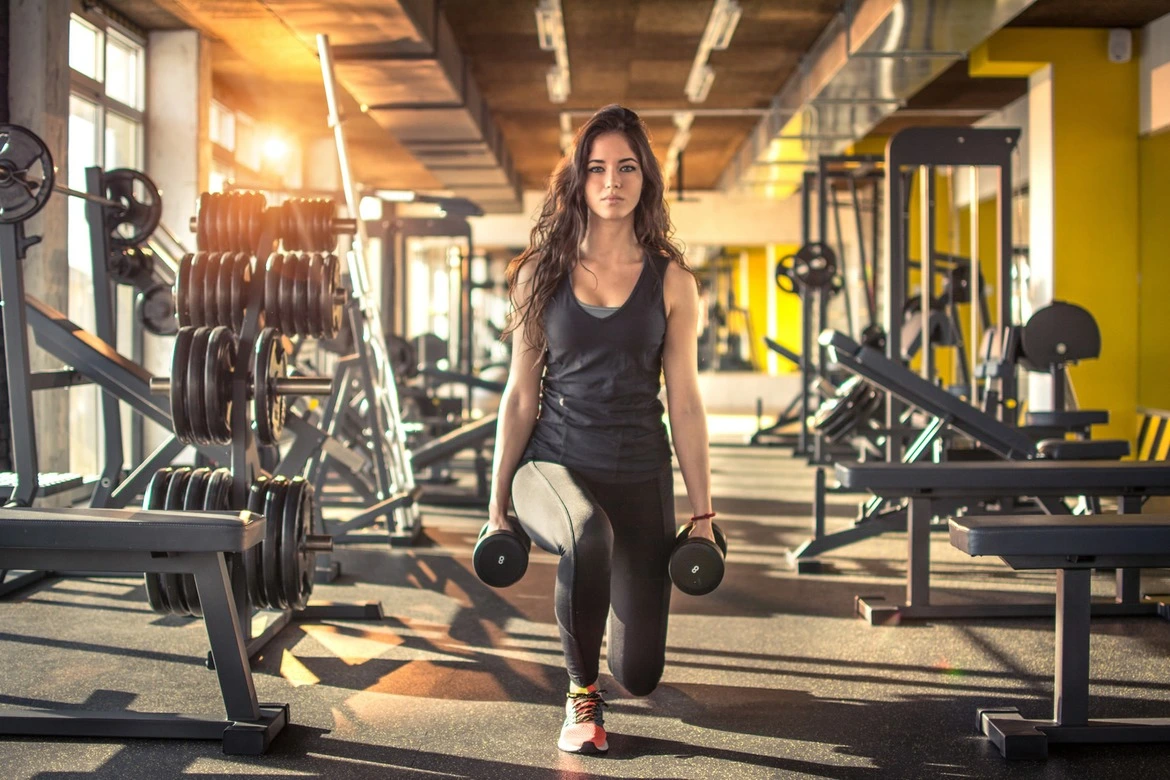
[149,376,335,396]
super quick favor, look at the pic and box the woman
[488,104,714,755]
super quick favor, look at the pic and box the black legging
[512,460,675,696]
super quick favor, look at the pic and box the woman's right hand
[487,503,513,533]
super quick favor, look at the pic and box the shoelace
[567,689,609,724]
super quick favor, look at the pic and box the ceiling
[102,0,1170,209]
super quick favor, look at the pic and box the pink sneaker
[558,689,609,754]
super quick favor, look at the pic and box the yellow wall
[1139,129,1170,410]
[768,243,802,373]
[971,28,1140,442]
[725,243,802,373]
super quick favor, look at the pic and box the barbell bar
[149,375,335,397]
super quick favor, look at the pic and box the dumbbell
[669,521,727,596]
[473,516,531,588]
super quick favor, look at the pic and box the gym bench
[951,514,1170,759]
[836,460,1170,624]
[790,330,1130,572]
[0,506,288,754]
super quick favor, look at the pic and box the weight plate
[312,200,325,252]
[279,255,297,334]
[217,254,233,328]
[322,254,342,338]
[204,467,232,511]
[774,255,797,294]
[247,192,262,250]
[230,253,246,331]
[306,253,322,337]
[224,193,239,252]
[189,252,208,328]
[264,253,284,331]
[245,475,270,608]
[252,328,287,446]
[169,327,195,444]
[196,193,211,250]
[104,168,162,247]
[142,468,173,614]
[387,335,417,380]
[176,254,193,327]
[205,193,219,251]
[216,193,232,254]
[203,253,222,329]
[180,467,212,617]
[294,253,311,336]
[162,467,194,616]
[204,326,236,444]
[791,242,839,289]
[137,283,178,337]
[281,477,310,610]
[0,124,56,225]
[262,476,289,610]
[236,193,250,252]
[279,201,294,252]
[187,327,213,446]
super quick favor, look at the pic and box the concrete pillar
[9,0,72,472]
[146,30,210,256]
[971,28,1141,443]
[144,30,211,453]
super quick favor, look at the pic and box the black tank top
[522,252,673,482]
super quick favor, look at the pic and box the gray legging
[512,460,675,696]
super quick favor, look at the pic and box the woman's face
[583,131,643,224]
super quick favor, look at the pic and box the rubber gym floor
[2,438,1170,779]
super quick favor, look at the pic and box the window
[104,28,144,110]
[67,9,147,478]
[69,16,102,80]
[210,100,236,152]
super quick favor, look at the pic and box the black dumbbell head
[669,521,727,596]
[473,516,532,588]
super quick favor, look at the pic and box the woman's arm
[661,261,714,540]
[488,261,546,529]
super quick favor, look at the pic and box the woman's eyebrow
[588,157,639,164]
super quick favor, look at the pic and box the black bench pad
[836,460,1170,496]
[1036,438,1129,460]
[0,507,263,552]
[1026,410,1109,428]
[950,515,1170,559]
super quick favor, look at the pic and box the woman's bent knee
[610,658,663,697]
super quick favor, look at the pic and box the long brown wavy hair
[503,104,690,356]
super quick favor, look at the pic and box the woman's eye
[621,165,638,173]
[589,166,604,174]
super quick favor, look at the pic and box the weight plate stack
[142,467,236,617]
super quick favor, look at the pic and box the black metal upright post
[998,161,1018,423]
[797,170,815,455]
[884,128,1020,459]
[85,167,124,507]
[0,223,41,506]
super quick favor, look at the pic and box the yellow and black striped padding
[1136,408,1170,461]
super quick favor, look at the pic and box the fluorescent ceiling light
[374,189,415,202]
[535,0,571,103]
[685,0,741,104]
